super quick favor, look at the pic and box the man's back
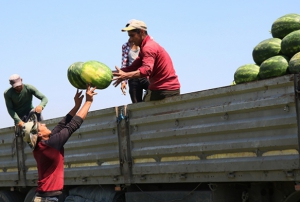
[140,36,180,91]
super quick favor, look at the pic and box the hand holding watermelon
[112,66,127,87]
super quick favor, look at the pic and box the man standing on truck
[4,74,48,128]
[23,85,97,202]
[112,19,181,101]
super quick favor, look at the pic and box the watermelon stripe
[81,60,113,89]
[67,62,87,89]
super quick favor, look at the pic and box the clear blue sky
[0,1,299,128]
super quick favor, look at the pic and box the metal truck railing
[0,74,299,188]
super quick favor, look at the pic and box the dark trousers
[143,89,180,101]
[128,78,149,103]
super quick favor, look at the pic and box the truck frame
[1,74,300,202]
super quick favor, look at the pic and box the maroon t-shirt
[121,35,180,91]
[33,114,83,194]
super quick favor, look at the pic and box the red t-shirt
[33,115,83,194]
[121,35,180,91]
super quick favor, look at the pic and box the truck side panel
[0,74,299,188]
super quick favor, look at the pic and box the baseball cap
[121,19,147,32]
[9,74,23,88]
[22,120,39,150]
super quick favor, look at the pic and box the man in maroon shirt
[113,19,180,101]
[24,85,97,202]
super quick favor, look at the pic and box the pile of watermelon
[67,60,113,89]
[234,13,300,84]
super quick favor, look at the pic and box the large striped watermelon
[258,55,289,79]
[271,13,300,39]
[234,64,260,84]
[252,38,282,65]
[67,62,87,89]
[281,30,300,57]
[288,52,300,73]
[81,60,113,89]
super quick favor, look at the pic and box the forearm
[68,105,81,117]
[122,58,142,72]
[76,101,92,120]
[124,70,141,80]
[5,103,21,125]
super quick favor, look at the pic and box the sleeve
[51,114,73,134]
[28,85,48,109]
[122,45,155,77]
[47,115,83,150]
[3,91,21,125]
[121,42,131,69]
[121,55,143,72]
[137,46,156,77]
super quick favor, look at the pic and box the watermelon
[81,60,113,89]
[288,52,300,73]
[234,64,260,84]
[271,13,300,39]
[258,55,289,79]
[252,38,282,65]
[281,30,300,57]
[67,62,87,89]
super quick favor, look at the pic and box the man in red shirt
[23,85,97,202]
[113,19,180,101]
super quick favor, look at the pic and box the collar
[140,35,151,49]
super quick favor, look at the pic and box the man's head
[9,74,23,93]
[23,121,51,149]
[122,19,148,47]
[22,120,39,150]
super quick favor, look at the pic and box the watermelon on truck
[258,55,289,79]
[234,64,260,84]
[281,30,300,58]
[252,38,282,65]
[271,13,300,39]
[289,52,300,73]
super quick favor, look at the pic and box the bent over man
[4,74,48,128]
[113,19,180,101]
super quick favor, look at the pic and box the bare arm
[68,89,84,117]
[76,84,97,120]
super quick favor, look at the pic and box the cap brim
[121,26,136,32]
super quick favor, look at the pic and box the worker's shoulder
[4,87,13,95]
[23,83,37,90]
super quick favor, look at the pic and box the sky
[0,1,299,128]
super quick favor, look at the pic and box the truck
[1,74,300,202]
